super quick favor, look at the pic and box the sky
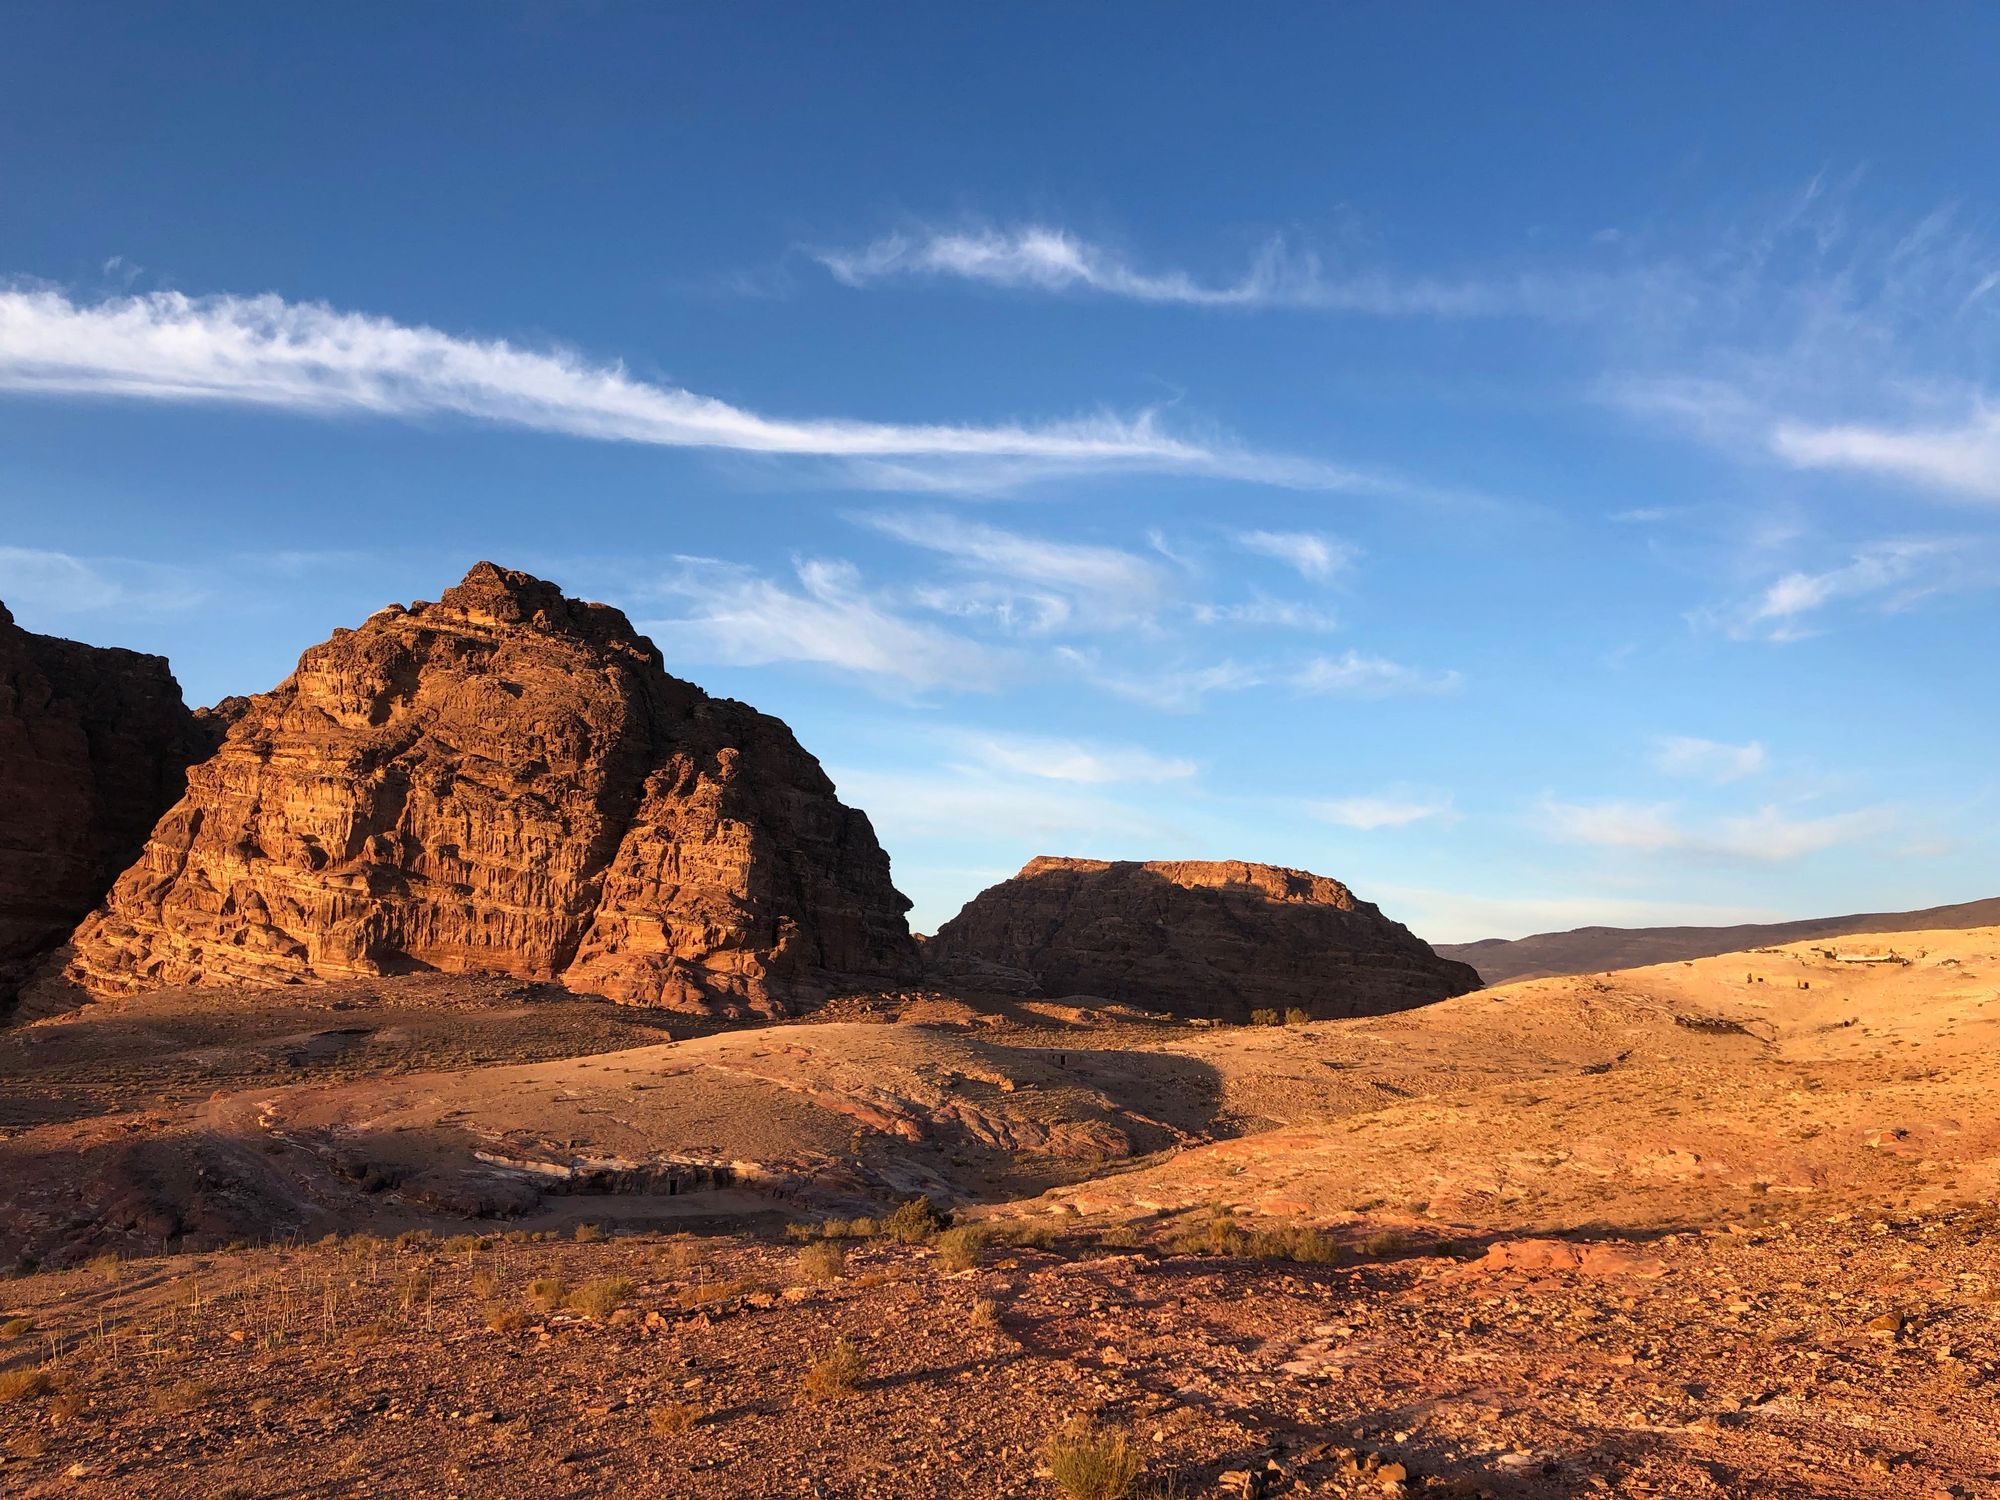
[3,5,1998,942]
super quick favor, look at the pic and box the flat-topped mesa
[63,563,918,1015]
[0,603,214,1005]
[929,855,1479,1021]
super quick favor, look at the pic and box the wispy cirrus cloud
[1310,793,1459,831]
[1292,650,1461,697]
[0,545,210,617]
[1232,528,1355,580]
[812,224,1619,318]
[638,555,1006,692]
[1654,735,1767,783]
[946,730,1196,785]
[1058,645,1459,711]
[1719,537,1998,641]
[0,283,1335,492]
[1539,797,1894,862]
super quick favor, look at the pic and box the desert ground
[3,926,1996,1497]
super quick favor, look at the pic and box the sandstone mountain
[1437,891,2000,984]
[927,856,1480,1020]
[60,563,916,1013]
[0,601,212,1006]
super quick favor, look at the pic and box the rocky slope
[927,857,1480,1020]
[1438,892,2000,984]
[0,602,211,1006]
[59,563,916,1014]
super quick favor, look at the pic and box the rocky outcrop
[928,856,1479,1020]
[0,603,212,1006]
[63,563,916,1014]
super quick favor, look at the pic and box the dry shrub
[397,1269,434,1311]
[1249,1225,1344,1265]
[0,1317,32,1340]
[483,1303,527,1333]
[0,1366,54,1403]
[648,1400,704,1435]
[659,1238,708,1275]
[934,1225,988,1272]
[470,1267,503,1298]
[572,1223,607,1244]
[800,1338,865,1402]
[565,1278,635,1318]
[969,1296,1002,1330]
[526,1276,570,1311]
[1044,1414,1145,1499]
[795,1241,846,1284]
[882,1197,950,1245]
[148,1377,217,1414]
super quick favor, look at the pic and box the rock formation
[928,856,1479,1020]
[63,563,916,1013]
[0,602,212,1005]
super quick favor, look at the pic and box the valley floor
[1,1212,1996,1498]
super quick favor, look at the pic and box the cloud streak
[0,284,1332,490]
[814,224,1613,318]
[1539,798,1893,862]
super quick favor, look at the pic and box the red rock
[61,563,916,1013]
[0,601,212,1007]
[926,856,1479,1021]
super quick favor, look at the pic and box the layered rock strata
[0,602,211,1004]
[928,856,1479,1020]
[65,563,916,1013]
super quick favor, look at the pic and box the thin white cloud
[1376,884,1784,945]
[1190,595,1340,632]
[1540,798,1893,862]
[858,511,1168,627]
[830,764,1181,845]
[1727,538,1991,641]
[948,731,1196,785]
[639,555,1005,692]
[813,224,1615,318]
[1772,410,2000,503]
[0,546,210,617]
[1233,528,1355,580]
[0,284,1331,491]
[1310,794,1459,831]
[1654,735,1767,783]
[1291,650,1461,697]
[1057,645,1458,710]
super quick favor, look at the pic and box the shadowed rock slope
[928,856,1480,1020]
[0,601,212,1006]
[59,563,916,1014]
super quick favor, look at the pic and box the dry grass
[526,1275,570,1311]
[572,1223,607,1243]
[147,1377,217,1414]
[800,1337,866,1402]
[969,1296,1002,1330]
[483,1302,527,1333]
[565,1277,635,1318]
[648,1400,704,1435]
[0,1366,55,1403]
[934,1225,988,1272]
[795,1241,846,1284]
[1044,1414,1145,1499]
[0,1317,33,1340]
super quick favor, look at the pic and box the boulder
[62,563,916,1013]
[927,856,1478,1021]
[0,602,212,1006]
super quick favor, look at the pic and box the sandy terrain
[0,926,1996,1496]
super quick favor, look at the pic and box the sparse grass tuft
[483,1302,526,1333]
[1045,1414,1145,1499]
[1248,1225,1344,1265]
[572,1223,607,1244]
[795,1241,846,1284]
[396,1269,434,1311]
[970,1296,1002,1330]
[526,1275,571,1311]
[659,1238,708,1275]
[648,1400,704,1435]
[934,1225,988,1272]
[0,1317,33,1340]
[1362,1231,1404,1258]
[565,1277,635,1318]
[800,1337,866,1402]
[1283,1007,1310,1026]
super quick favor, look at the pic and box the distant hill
[1437,895,2000,985]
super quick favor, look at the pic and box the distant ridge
[1437,895,2000,985]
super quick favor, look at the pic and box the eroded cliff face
[64,564,916,1013]
[927,856,1480,1020]
[0,603,212,1004]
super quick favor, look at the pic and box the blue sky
[3,5,1997,941]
